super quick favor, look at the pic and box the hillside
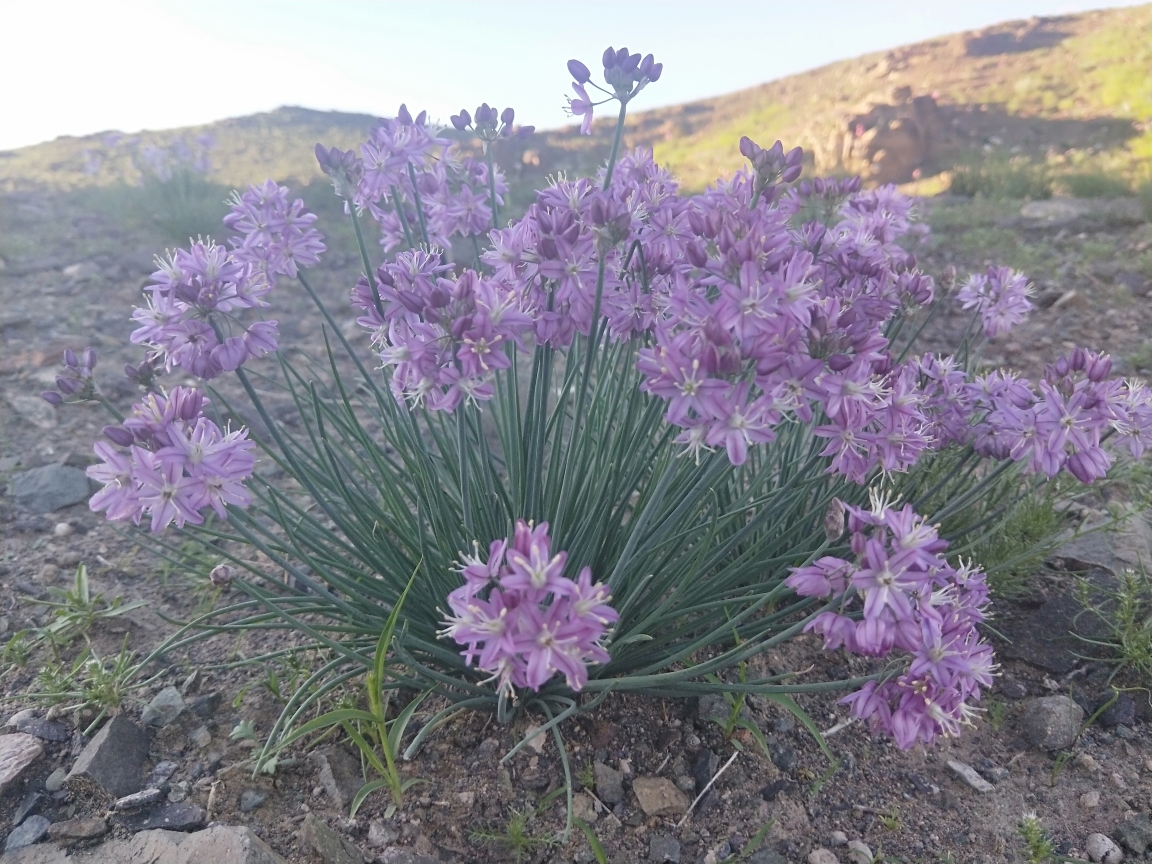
[0,3,1148,196]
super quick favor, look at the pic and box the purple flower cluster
[956,266,1034,338]
[566,47,663,134]
[87,387,255,532]
[787,496,994,749]
[441,520,618,694]
[330,104,515,252]
[350,250,533,411]
[970,348,1152,483]
[130,241,277,380]
[41,348,98,405]
[224,180,327,279]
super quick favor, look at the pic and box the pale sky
[1,1,1145,152]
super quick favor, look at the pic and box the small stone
[1100,694,1137,729]
[456,790,474,809]
[828,831,849,847]
[846,840,873,864]
[367,818,399,847]
[4,814,50,852]
[12,791,42,826]
[522,724,547,754]
[310,746,365,813]
[1115,813,1152,854]
[17,717,70,743]
[112,787,164,811]
[1078,753,1101,772]
[5,709,36,729]
[0,733,45,794]
[572,791,598,825]
[168,780,189,803]
[240,788,269,812]
[188,725,212,749]
[141,686,186,728]
[650,833,682,863]
[148,760,179,787]
[1112,772,1129,790]
[52,522,73,537]
[188,691,222,719]
[947,760,995,793]
[809,849,840,864]
[675,774,695,793]
[1021,696,1084,751]
[116,801,205,832]
[1081,790,1101,809]
[684,732,701,748]
[58,550,81,567]
[769,738,797,773]
[375,849,440,864]
[632,776,690,817]
[1086,831,1124,864]
[47,815,108,844]
[37,563,59,582]
[1115,725,1135,740]
[594,760,624,805]
[66,714,149,799]
[299,812,362,864]
[44,767,67,792]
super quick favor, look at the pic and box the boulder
[8,465,91,513]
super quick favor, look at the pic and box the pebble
[44,766,67,792]
[684,733,701,748]
[1078,753,1100,772]
[367,819,399,847]
[58,550,81,567]
[594,760,624,805]
[1081,790,1101,809]
[4,709,36,729]
[675,774,696,793]
[53,522,73,537]
[1021,696,1084,750]
[1112,772,1129,790]
[37,563,60,582]
[4,814,50,852]
[112,787,164,811]
[47,815,107,844]
[1086,832,1124,864]
[846,840,873,864]
[650,833,682,863]
[12,791,42,826]
[189,725,212,749]
[167,781,189,803]
[828,831,848,847]
[239,788,268,812]
[808,849,840,864]
[947,759,994,793]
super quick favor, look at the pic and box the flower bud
[567,59,591,84]
[620,52,640,74]
[501,107,515,126]
[827,354,853,372]
[63,348,78,369]
[518,125,535,138]
[451,113,469,131]
[82,347,97,371]
[209,564,236,587]
[685,241,708,268]
[648,63,662,82]
[397,290,426,314]
[56,376,81,395]
[639,54,655,78]
[602,46,617,69]
[415,110,427,126]
[41,390,63,406]
[397,104,413,125]
[103,425,135,447]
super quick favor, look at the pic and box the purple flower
[568,83,594,135]
[225,180,326,278]
[442,520,616,695]
[957,266,1034,338]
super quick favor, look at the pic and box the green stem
[458,406,472,535]
[601,99,630,190]
[406,163,431,247]
[347,206,384,317]
[389,185,417,250]
[484,144,500,229]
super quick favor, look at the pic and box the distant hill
[2,4,1148,196]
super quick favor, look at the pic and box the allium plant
[49,46,1152,827]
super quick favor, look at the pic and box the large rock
[0,732,44,794]
[1020,696,1084,750]
[1115,814,1152,855]
[632,777,690,817]
[115,801,205,833]
[66,714,150,799]
[299,813,362,864]
[5,815,50,852]
[8,465,91,513]
[2,825,290,863]
[1020,198,1146,229]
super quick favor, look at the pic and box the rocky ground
[1,186,1152,864]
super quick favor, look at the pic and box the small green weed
[1018,812,1057,863]
[472,787,565,861]
[1075,566,1152,681]
[950,156,1052,201]
[1054,172,1133,198]
[879,805,903,832]
[27,636,149,733]
[986,698,1007,731]
[25,564,146,652]
[576,762,595,791]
